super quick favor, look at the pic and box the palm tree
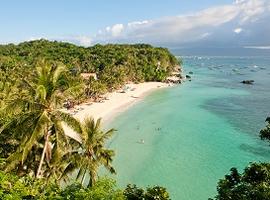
[74,117,116,187]
[0,60,82,178]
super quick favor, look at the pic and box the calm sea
[107,56,270,199]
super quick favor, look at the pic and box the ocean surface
[106,56,270,199]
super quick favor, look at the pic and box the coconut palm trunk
[36,129,50,178]
[89,169,97,187]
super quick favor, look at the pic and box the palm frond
[54,111,82,135]
[58,161,76,182]
[76,168,86,181]
[53,64,67,86]
[73,116,116,186]
[95,118,102,131]
[4,151,23,172]
[103,128,116,140]
[0,111,40,138]
[50,120,69,163]
[0,98,30,116]
[22,112,49,162]
[54,120,68,146]
[35,85,47,102]
[63,83,84,100]
[0,98,44,118]
[20,79,36,96]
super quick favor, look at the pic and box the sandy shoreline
[64,82,170,141]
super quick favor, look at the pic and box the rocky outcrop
[165,66,184,84]
[165,76,182,84]
[241,80,254,85]
[174,65,182,73]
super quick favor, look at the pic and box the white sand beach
[64,82,170,141]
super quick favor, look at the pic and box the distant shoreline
[64,82,173,141]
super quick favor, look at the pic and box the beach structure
[80,73,98,80]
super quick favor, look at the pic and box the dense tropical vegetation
[0,172,171,200]
[0,39,180,95]
[124,184,170,200]
[0,60,118,184]
[1,39,270,199]
[1,60,83,178]
[0,40,180,107]
[0,40,175,199]
[0,172,125,200]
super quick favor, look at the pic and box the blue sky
[1,0,231,42]
[1,0,270,55]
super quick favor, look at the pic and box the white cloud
[73,36,92,46]
[91,0,270,47]
[33,0,269,49]
[244,46,270,49]
[105,26,110,32]
[237,0,266,23]
[234,28,243,34]
[27,35,92,47]
[234,0,246,4]
[199,32,212,39]
[28,36,47,41]
[105,24,124,37]
[127,20,149,28]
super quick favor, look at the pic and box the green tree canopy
[124,184,170,200]
[210,163,270,200]
[260,117,270,141]
[0,60,82,179]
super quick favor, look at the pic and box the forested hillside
[0,39,180,81]
[0,40,181,105]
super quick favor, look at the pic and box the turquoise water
[106,56,270,199]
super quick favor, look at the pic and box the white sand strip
[64,82,170,141]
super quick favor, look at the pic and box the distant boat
[137,139,145,144]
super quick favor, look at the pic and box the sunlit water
[106,56,270,199]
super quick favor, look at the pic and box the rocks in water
[241,80,254,85]
[188,71,194,74]
[186,75,191,79]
